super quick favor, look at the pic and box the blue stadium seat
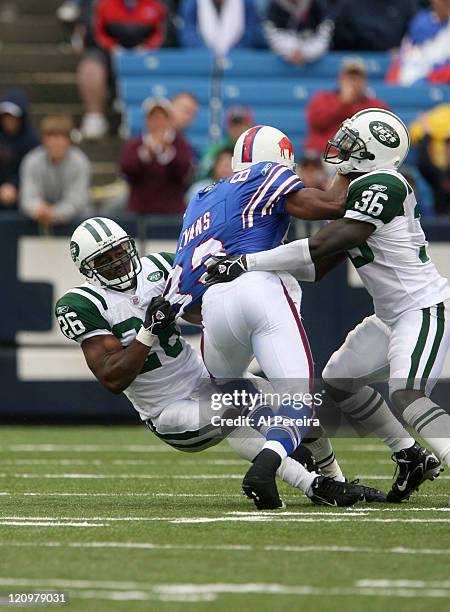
[370,84,450,109]
[223,50,391,80]
[113,49,214,77]
[223,79,325,107]
[119,77,211,106]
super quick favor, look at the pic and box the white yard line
[0,580,447,601]
[0,443,389,453]
[171,516,450,524]
[0,473,243,480]
[1,541,449,556]
[0,459,245,467]
[356,475,450,480]
[356,579,450,588]
[0,521,105,527]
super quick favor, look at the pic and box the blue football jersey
[165,162,304,315]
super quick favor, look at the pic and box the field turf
[0,426,448,611]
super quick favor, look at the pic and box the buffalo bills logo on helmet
[278,137,294,160]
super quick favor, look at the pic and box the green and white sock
[337,386,415,454]
[403,397,450,467]
[302,436,345,482]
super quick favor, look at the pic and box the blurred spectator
[402,164,435,217]
[416,133,450,215]
[0,88,39,211]
[387,0,450,85]
[410,104,450,168]
[197,105,253,179]
[178,0,265,56]
[331,0,418,51]
[263,0,333,66]
[120,97,193,214]
[57,0,82,23]
[304,57,389,154]
[187,146,233,200]
[171,92,199,132]
[20,115,91,226]
[296,150,329,189]
[78,0,167,140]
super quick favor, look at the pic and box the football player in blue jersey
[165,125,365,509]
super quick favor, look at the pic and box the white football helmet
[232,125,295,172]
[324,108,410,174]
[70,217,141,291]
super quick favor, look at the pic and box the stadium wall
[2,216,450,419]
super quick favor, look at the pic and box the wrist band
[136,326,156,348]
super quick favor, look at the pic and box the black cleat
[387,442,443,503]
[308,475,363,507]
[349,479,387,503]
[242,449,284,510]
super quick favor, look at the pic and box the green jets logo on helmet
[369,121,400,149]
[70,240,80,262]
[147,271,163,282]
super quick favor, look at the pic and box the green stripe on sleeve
[420,303,445,391]
[407,308,431,389]
[159,252,175,267]
[76,286,108,311]
[146,255,169,279]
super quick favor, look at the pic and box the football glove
[143,296,176,335]
[204,255,248,286]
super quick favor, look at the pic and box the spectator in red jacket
[78,0,167,141]
[120,97,193,215]
[304,57,389,154]
[94,0,166,50]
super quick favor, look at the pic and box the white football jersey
[345,169,450,325]
[55,253,203,420]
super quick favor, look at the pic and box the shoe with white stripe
[387,442,443,503]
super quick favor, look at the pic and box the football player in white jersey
[56,217,384,507]
[205,109,449,502]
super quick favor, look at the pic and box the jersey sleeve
[243,163,304,227]
[55,289,111,344]
[345,172,408,229]
[145,252,174,280]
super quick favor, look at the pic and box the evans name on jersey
[165,162,304,315]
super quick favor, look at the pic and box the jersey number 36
[354,190,388,217]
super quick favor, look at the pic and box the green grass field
[0,426,448,611]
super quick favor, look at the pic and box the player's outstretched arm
[247,218,375,277]
[82,296,176,394]
[205,218,374,285]
[285,173,350,220]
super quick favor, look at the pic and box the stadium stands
[114,48,450,160]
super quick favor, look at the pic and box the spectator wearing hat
[19,115,91,226]
[120,97,194,215]
[0,88,40,211]
[264,0,334,66]
[304,57,389,154]
[197,105,253,179]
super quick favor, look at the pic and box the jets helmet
[69,217,141,291]
[324,108,410,174]
[232,125,295,172]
